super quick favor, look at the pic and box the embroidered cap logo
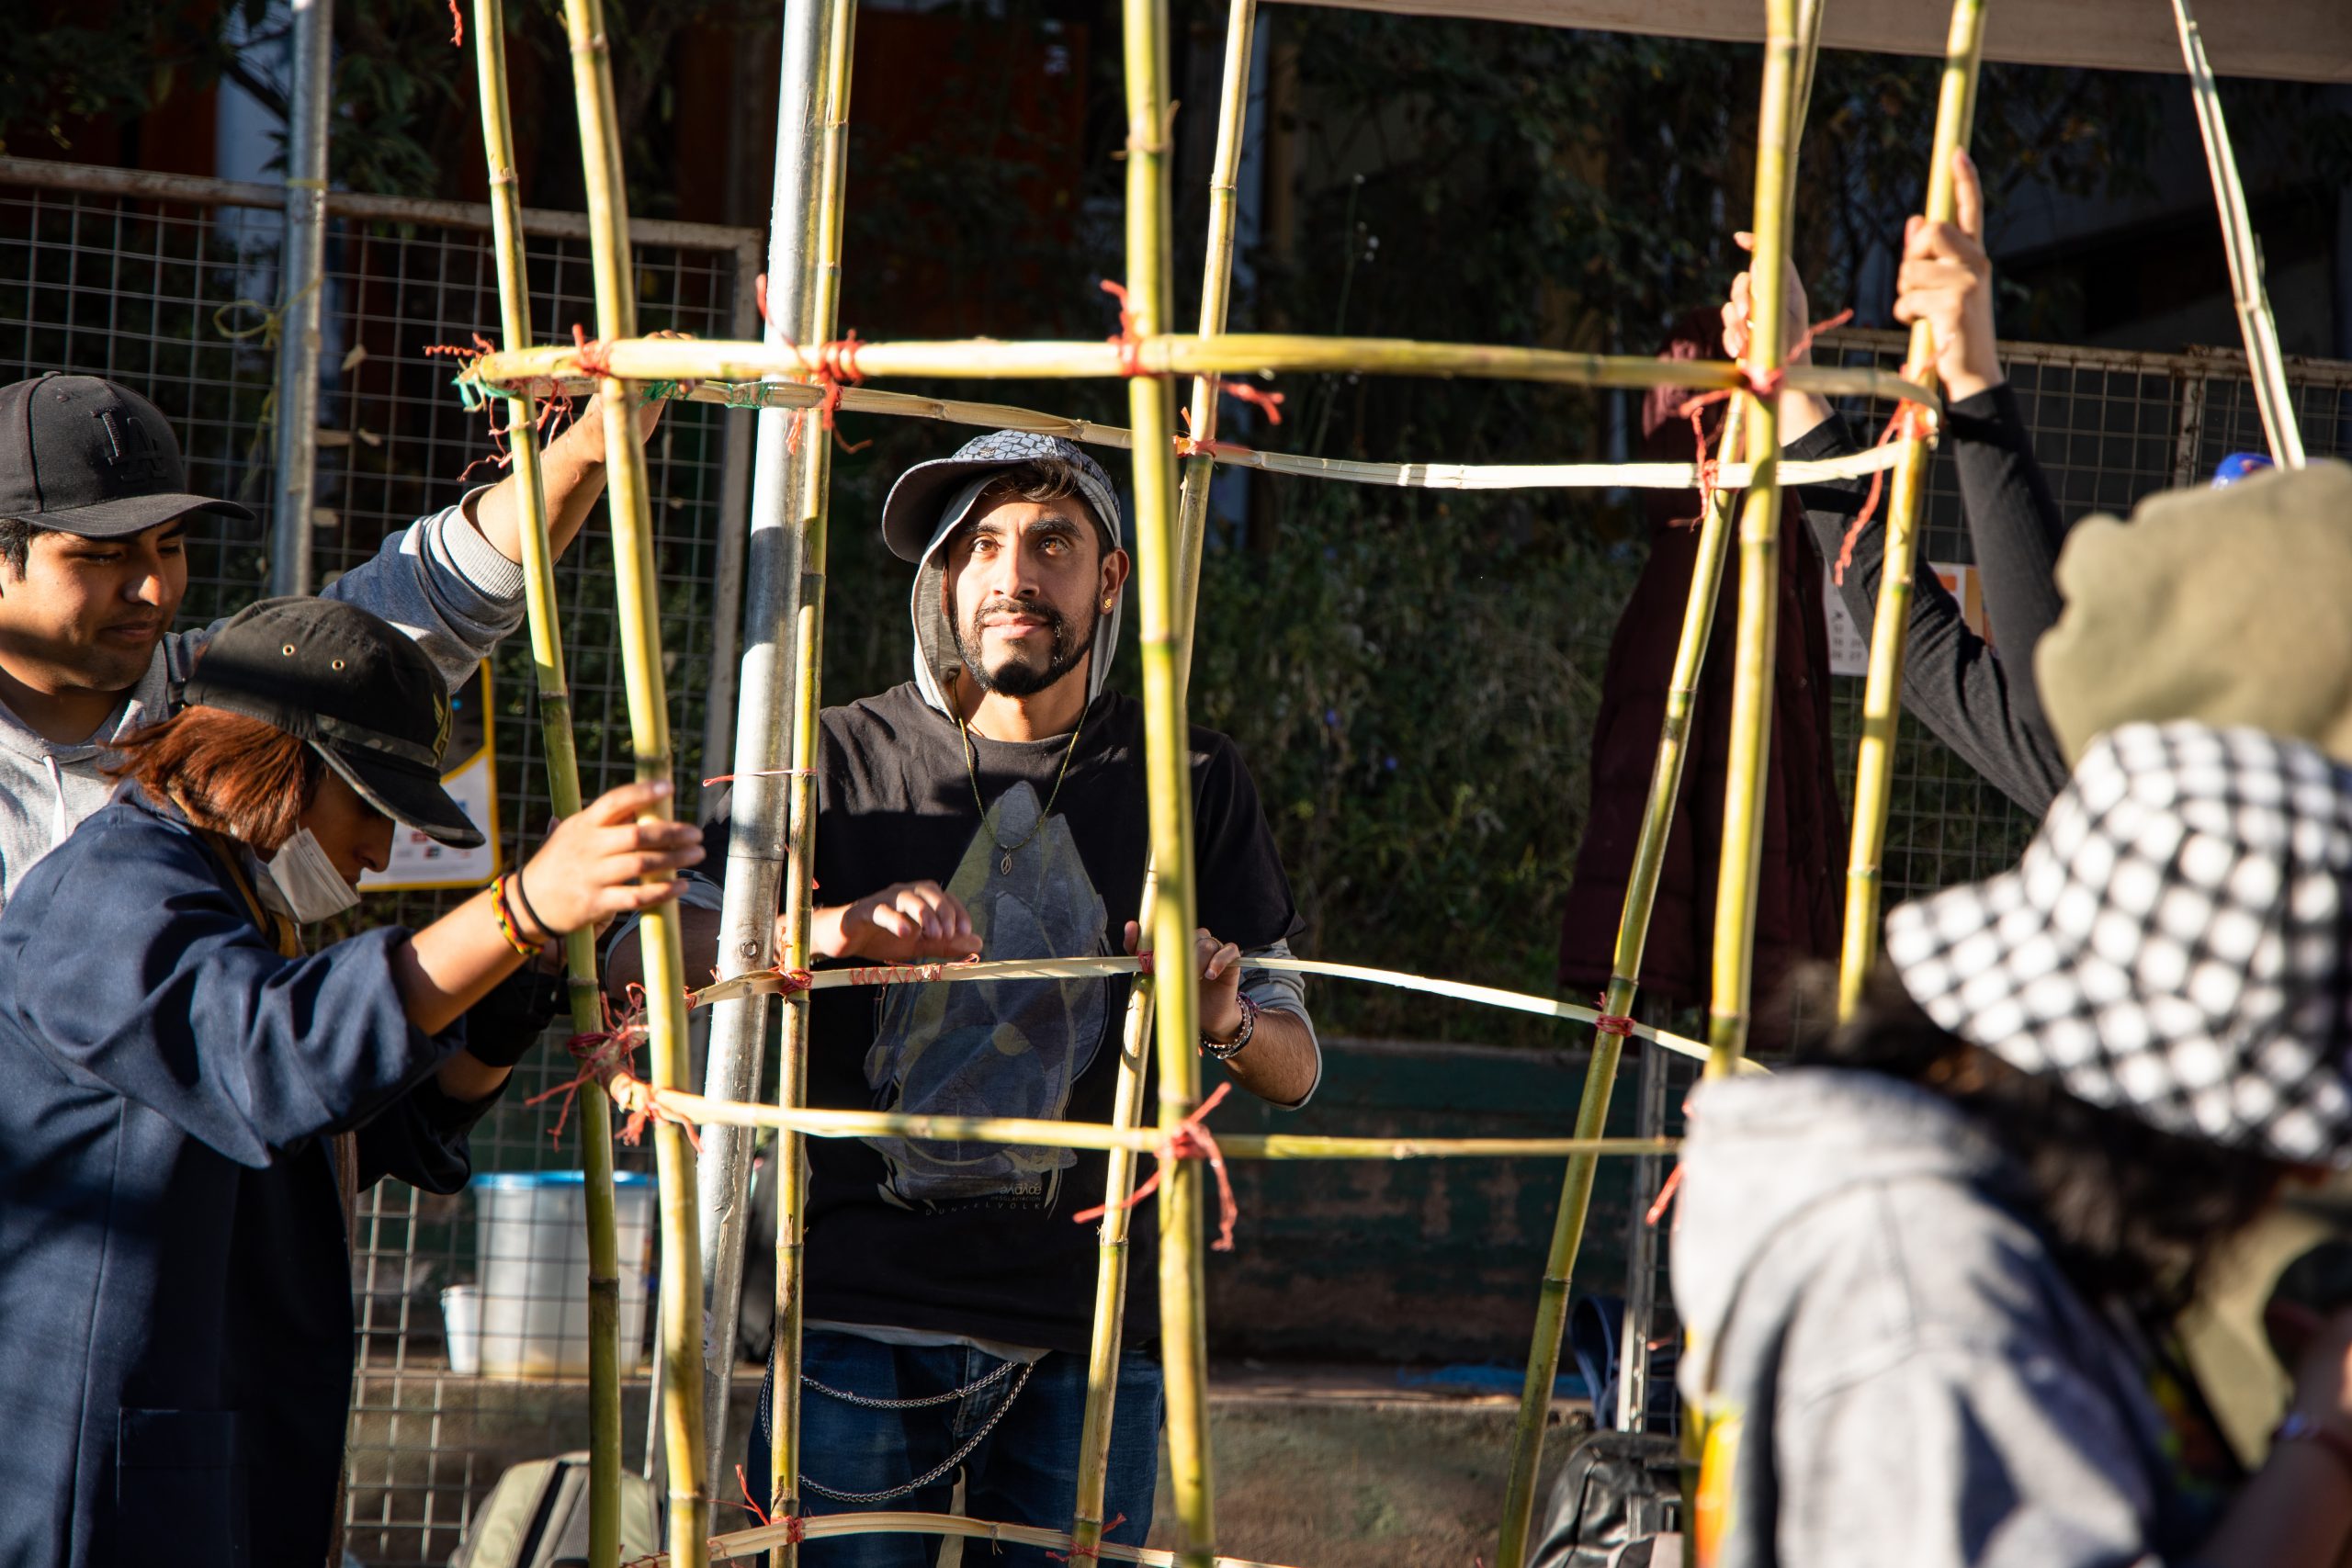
[94,407,167,487]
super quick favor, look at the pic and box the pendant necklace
[957,697,1086,874]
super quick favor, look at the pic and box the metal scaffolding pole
[269,0,333,597]
[695,0,833,1479]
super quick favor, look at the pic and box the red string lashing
[1070,1082,1240,1251]
[782,330,870,456]
[1832,364,1937,586]
[1100,279,1146,378]
[1047,1514,1128,1562]
[571,322,617,379]
[736,1464,770,1526]
[1645,1164,1686,1227]
[447,0,463,46]
[1669,309,1854,529]
[523,987,649,1142]
[1593,1007,1636,1039]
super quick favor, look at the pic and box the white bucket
[470,1171,653,1378]
[440,1284,481,1376]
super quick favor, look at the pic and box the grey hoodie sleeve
[1778,1337,2165,1568]
[190,492,525,692]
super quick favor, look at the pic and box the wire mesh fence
[0,155,759,1566]
[10,152,2352,1564]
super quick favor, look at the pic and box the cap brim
[37,491,255,538]
[880,457,1021,562]
[316,745,486,851]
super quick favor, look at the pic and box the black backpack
[1528,1429,1685,1568]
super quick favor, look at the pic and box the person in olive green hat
[2035,459,2352,764]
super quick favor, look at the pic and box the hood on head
[887,433,1126,716]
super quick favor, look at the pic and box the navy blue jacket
[0,796,487,1568]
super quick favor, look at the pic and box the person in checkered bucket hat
[1670,720,2352,1568]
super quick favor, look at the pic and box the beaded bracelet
[491,874,543,958]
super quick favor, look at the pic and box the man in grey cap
[622,431,1317,1559]
[0,370,656,905]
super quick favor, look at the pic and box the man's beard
[953,599,1096,699]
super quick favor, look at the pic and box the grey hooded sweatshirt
[0,498,525,908]
[1673,1069,2191,1568]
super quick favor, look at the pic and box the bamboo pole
[715,1507,1307,1567]
[469,3,623,1563]
[472,372,1914,492]
[1835,0,1986,1021]
[469,336,1938,407]
[1117,0,1218,1562]
[1492,4,1825,1556]
[1701,0,1803,1081]
[766,1,855,1560]
[2170,0,2304,468]
[558,0,706,1558]
[1071,5,1255,1552]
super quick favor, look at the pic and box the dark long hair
[1786,961,2287,1325]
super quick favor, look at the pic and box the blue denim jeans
[744,1329,1164,1566]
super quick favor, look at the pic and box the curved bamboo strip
[469,3,624,1563]
[609,1078,1678,1160]
[712,1509,1302,1567]
[469,335,1936,406]
[1835,0,1986,1021]
[558,0,706,1556]
[472,374,1920,492]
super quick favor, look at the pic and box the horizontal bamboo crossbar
[469,334,1937,404]
[708,1510,1302,1567]
[607,1077,1677,1159]
[478,374,1919,492]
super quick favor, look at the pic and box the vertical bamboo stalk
[1122,0,1215,1563]
[2169,0,2304,468]
[1069,2,1255,1559]
[1493,5,1825,1556]
[1835,0,1986,1020]
[471,4,622,1563]
[558,0,707,1559]
[695,0,834,1484]
[1701,0,1802,1082]
[769,5,856,1563]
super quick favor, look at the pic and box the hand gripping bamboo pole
[767,2,856,1561]
[1121,0,1216,1562]
[470,4,624,1563]
[1834,0,1986,1021]
[1069,2,1256,1559]
[1492,7,1823,1559]
[558,0,707,1558]
[2170,0,2305,468]
[691,0,828,1490]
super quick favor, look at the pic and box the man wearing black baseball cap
[0,369,656,906]
[613,431,1318,1556]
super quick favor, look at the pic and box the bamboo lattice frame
[459,0,2301,1560]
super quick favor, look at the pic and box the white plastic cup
[472,1171,653,1378]
[440,1284,482,1376]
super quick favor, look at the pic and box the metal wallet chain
[796,1358,1035,1504]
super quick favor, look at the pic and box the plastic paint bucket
[440,1283,482,1376]
[469,1171,654,1378]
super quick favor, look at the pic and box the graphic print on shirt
[863,780,1109,1209]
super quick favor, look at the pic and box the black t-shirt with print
[699,681,1300,1354]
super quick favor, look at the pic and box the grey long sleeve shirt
[0,495,526,908]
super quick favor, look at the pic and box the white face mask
[256,827,363,924]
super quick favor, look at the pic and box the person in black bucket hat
[610,430,1319,1559]
[0,369,663,913]
[0,595,702,1568]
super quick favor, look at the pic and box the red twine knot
[447,0,463,46]
[1593,1005,1636,1039]
[1100,279,1147,378]
[1048,1515,1128,1562]
[1669,308,1853,528]
[783,330,870,456]
[1832,361,1939,586]
[571,322,617,379]
[1070,1083,1239,1250]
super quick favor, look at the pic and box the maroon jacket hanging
[1557,310,1846,1011]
